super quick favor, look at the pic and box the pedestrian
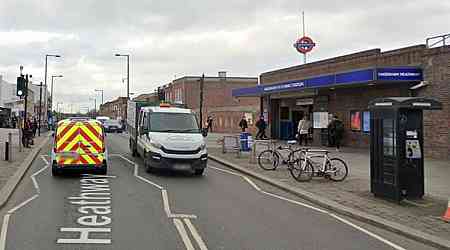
[255,115,268,140]
[297,115,311,146]
[239,115,248,132]
[32,118,38,137]
[206,116,213,132]
[329,115,344,152]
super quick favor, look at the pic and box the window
[383,119,397,157]
[149,113,199,133]
[350,111,361,131]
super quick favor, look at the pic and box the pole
[199,74,204,130]
[51,76,54,114]
[302,11,306,64]
[44,56,48,125]
[127,55,130,100]
[101,90,104,105]
[38,82,42,136]
[24,74,28,123]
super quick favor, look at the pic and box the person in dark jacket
[255,116,268,140]
[329,115,344,151]
[239,115,248,132]
[32,118,38,137]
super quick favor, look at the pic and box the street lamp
[51,75,63,112]
[90,97,97,117]
[44,54,61,123]
[115,53,130,100]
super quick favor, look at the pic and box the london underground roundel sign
[294,36,316,54]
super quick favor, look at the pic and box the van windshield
[149,113,200,133]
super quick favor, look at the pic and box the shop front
[233,67,423,148]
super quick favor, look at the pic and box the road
[0,133,438,250]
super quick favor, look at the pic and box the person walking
[329,115,344,152]
[297,115,311,146]
[206,116,213,132]
[32,118,38,137]
[255,116,267,140]
[239,115,248,132]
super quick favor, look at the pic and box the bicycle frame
[300,150,331,173]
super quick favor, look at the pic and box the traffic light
[157,87,165,101]
[16,76,27,97]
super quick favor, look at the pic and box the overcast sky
[1,0,449,113]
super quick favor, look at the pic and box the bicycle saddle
[287,140,297,145]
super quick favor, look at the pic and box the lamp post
[95,89,104,105]
[56,102,63,121]
[115,54,130,100]
[44,54,61,124]
[90,97,97,117]
[51,75,63,112]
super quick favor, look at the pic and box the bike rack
[249,139,277,164]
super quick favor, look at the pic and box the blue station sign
[232,67,423,97]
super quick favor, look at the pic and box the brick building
[164,73,259,134]
[133,92,159,103]
[233,44,450,160]
[99,97,128,120]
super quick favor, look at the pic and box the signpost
[293,11,315,64]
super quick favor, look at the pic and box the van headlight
[150,139,162,149]
[200,143,206,150]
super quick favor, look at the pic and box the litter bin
[368,97,442,202]
[240,132,250,151]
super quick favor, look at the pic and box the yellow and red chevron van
[51,118,107,176]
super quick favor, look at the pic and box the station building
[233,45,450,160]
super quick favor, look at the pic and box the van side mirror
[202,128,208,137]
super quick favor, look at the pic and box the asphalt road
[0,133,438,250]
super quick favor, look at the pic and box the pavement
[206,133,450,249]
[0,132,440,249]
[0,129,50,193]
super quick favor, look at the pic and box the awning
[232,67,423,97]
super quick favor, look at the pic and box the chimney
[218,71,226,80]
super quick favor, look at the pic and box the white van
[132,106,208,175]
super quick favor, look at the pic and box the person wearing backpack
[330,115,344,152]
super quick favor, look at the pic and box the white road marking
[0,215,10,250]
[184,218,208,250]
[136,175,163,190]
[40,155,49,165]
[82,174,117,178]
[7,194,39,214]
[329,214,406,250]
[173,219,195,250]
[31,176,40,194]
[210,165,408,250]
[31,165,49,177]
[162,189,197,219]
[162,189,172,217]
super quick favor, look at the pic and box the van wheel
[52,167,61,177]
[194,169,204,176]
[144,153,154,173]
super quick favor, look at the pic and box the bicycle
[257,140,305,178]
[292,149,348,182]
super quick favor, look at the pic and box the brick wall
[418,46,450,159]
[168,77,259,134]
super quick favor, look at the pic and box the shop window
[280,107,290,120]
[362,111,370,133]
[350,111,361,131]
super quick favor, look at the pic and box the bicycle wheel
[289,157,314,182]
[326,158,348,181]
[287,149,305,165]
[258,150,279,170]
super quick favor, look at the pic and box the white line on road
[329,214,406,250]
[7,194,39,214]
[136,175,163,190]
[40,155,49,165]
[0,215,10,250]
[184,218,208,250]
[31,165,49,178]
[173,219,195,250]
[209,165,407,250]
[162,189,197,219]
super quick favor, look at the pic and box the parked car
[103,119,123,133]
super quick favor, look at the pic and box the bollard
[8,132,12,161]
[5,142,9,161]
